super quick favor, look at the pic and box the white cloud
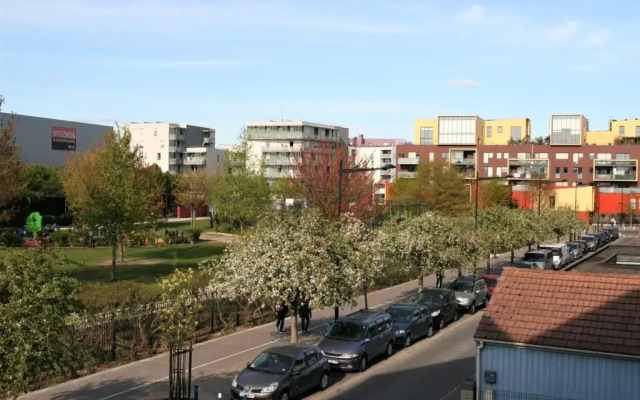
[586,28,612,46]
[459,5,487,22]
[445,79,481,87]
[83,59,259,69]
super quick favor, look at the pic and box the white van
[538,244,571,269]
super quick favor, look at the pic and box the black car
[414,288,459,329]
[386,304,434,348]
[599,230,612,244]
[603,226,619,240]
[231,345,329,400]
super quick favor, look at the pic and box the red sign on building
[51,126,77,151]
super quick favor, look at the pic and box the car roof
[539,243,565,248]
[526,249,550,254]
[268,344,314,357]
[422,288,453,294]
[342,309,389,323]
[388,303,425,310]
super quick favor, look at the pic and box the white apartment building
[349,134,409,200]
[246,120,349,182]
[126,122,224,175]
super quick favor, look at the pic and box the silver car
[447,277,489,314]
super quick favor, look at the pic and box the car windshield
[568,243,578,249]
[523,253,545,262]
[550,249,561,256]
[249,352,294,374]
[450,281,474,293]
[582,237,594,243]
[415,292,442,305]
[513,261,533,269]
[387,307,413,323]
[325,321,367,341]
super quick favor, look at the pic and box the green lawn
[162,218,214,232]
[0,240,225,284]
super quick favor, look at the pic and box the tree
[210,171,270,231]
[63,127,163,281]
[271,178,300,201]
[542,208,588,243]
[0,98,26,223]
[19,164,64,204]
[173,170,214,228]
[291,143,378,221]
[0,250,79,398]
[207,211,381,343]
[159,268,201,347]
[525,182,556,211]
[481,180,512,209]
[389,161,470,217]
[378,214,477,292]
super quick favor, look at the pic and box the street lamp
[336,161,395,318]
[474,175,514,229]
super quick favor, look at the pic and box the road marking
[439,384,461,400]
[95,340,280,400]
[94,292,421,400]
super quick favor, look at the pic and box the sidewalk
[19,245,530,400]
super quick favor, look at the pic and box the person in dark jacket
[436,271,444,288]
[274,301,288,333]
[299,301,312,334]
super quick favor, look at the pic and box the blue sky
[1,0,639,144]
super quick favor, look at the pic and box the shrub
[185,228,201,242]
[1,231,23,247]
[51,230,71,247]
[77,281,162,311]
[57,214,73,226]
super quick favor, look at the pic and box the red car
[481,275,500,297]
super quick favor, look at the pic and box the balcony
[397,171,416,178]
[398,157,419,165]
[183,157,206,166]
[593,159,637,181]
[169,132,184,140]
[264,169,294,179]
[450,158,476,166]
[169,158,182,165]
[202,138,211,146]
[507,159,549,180]
[264,156,296,166]
[452,165,476,179]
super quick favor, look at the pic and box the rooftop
[474,267,640,358]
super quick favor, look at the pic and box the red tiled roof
[474,268,640,357]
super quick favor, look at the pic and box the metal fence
[72,298,273,364]
[481,389,577,400]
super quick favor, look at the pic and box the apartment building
[246,120,349,182]
[126,122,223,175]
[349,134,408,200]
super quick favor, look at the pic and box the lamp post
[474,175,514,229]
[336,162,395,319]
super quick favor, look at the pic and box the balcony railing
[169,158,182,165]
[594,173,637,181]
[398,157,419,165]
[264,156,296,166]
[169,132,184,140]
[452,165,476,179]
[451,158,476,166]
[183,158,206,166]
[397,171,416,178]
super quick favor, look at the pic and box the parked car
[603,226,619,240]
[522,249,554,270]
[511,260,536,269]
[231,345,329,400]
[599,230,612,244]
[573,239,590,254]
[386,304,434,348]
[538,243,571,269]
[566,241,586,260]
[481,274,500,298]
[447,276,489,314]
[318,309,394,372]
[414,288,459,329]
[581,235,598,251]
[590,232,605,248]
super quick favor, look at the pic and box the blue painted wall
[480,343,640,400]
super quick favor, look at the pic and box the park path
[19,243,539,400]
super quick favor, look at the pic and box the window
[511,126,522,141]
[577,167,583,179]
[487,126,492,137]
[617,153,631,160]
[441,153,449,161]
[367,323,377,339]
[438,116,477,145]
[555,167,561,179]
[292,355,307,373]
[420,127,434,145]
[551,115,582,145]
[503,152,509,159]
[590,167,593,174]
[429,152,434,161]
[563,167,568,173]
[619,126,625,135]
[314,127,318,135]
[498,126,503,133]
[488,167,493,177]
[555,153,569,160]
[589,153,595,160]
[157,153,161,161]
[497,153,502,159]
[305,350,319,366]
[636,126,640,136]
[632,198,637,210]
[483,167,489,175]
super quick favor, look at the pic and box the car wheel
[469,302,476,314]
[319,372,329,390]
[278,390,290,400]
[358,355,368,372]
[386,342,394,358]
[426,325,434,338]
[453,310,459,322]
[439,317,446,329]
[404,334,412,348]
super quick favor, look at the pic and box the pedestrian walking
[274,301,288,333]
[436,271,444,288]
[299,301,312,334]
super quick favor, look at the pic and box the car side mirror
[246,361,251,368]
[291,370,301,376]
[476,290,481,294]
